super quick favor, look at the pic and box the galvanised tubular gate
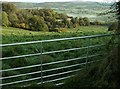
[0,34,119,87]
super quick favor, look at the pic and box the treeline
[1,3,104,32]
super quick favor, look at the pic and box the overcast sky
[0,0,117,3]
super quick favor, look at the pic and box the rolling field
[2,26,110,44]
[1,26,112,87]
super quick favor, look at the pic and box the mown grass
[1,26,112,88]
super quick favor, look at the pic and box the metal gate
[0,34,118,87]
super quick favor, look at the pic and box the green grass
[1,26,110,44]
[1,26,112,87]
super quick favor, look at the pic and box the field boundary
[0,33,119,87]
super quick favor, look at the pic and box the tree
[79,18,85,26]
[64,1,120,88]
[71,17,79,28]
[2,3,17,13]
[62,17,68,27]
[8,12,19,27]
[83,17,90,26]
[2,11,10,27]
[43,9,52,17]
[108,22,118,31]
[16,9,33,29]
[28,15,48,31]
[97,1,120,87]
[44,16,56,28]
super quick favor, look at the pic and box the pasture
[1,26,112,87]
[2,26,110,44]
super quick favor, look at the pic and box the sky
[0,0,117,3]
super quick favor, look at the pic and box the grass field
[1,26,112,87]
[2,26,110,44]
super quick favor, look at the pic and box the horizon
[0,0,117,3]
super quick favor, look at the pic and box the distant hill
[11,1,111,9]
[2,1,113,22]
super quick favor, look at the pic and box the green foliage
[49,28,68,32]
[2,64,19,77]
[2,3,17,13]
[58,28,68,32]
[90,20,107,26]
[28,83,56,89]
[83,17,90,26]
[1,3,99,32]
[3,83,56,89]
[63,63,98,89]
[8,12,19,27]
[49,28,59,32]
[79,18,85,26]
[108,22,118,31]
[63,61,116,88]
[28,15,48,31]
[2,11,10,27]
